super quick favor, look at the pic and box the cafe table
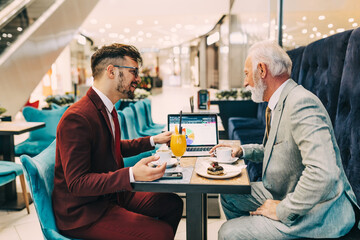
[131,140,250,240]
[0,121,45,210]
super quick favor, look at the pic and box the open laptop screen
[168,114,218,147]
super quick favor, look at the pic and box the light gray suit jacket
[242,79,358,238]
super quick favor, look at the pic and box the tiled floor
[0,86,226,239]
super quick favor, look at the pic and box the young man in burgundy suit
[52,44,183,240]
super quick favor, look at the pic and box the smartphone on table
[161,172,183,179]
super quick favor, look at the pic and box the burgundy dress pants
[62,192,183,240]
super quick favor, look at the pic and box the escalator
[0,0,99,117]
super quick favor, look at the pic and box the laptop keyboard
[186,146,212,152]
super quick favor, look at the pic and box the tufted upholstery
[334,27,360,205]
[298,30,353,124]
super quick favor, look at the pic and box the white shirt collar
[267,79,290,111]
[92,86,114,113]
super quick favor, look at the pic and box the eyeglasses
[113,65,139,78]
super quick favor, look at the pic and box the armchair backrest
[20,140,77,240]
[22,106,68,141]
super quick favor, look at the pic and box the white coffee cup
[156,149,172,164]
[214,147,232,162]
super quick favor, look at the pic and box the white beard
[248,74,266,103]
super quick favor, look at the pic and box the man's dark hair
[91,43,143,78]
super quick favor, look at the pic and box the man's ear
[257,62,267,78]
[106,65,116,79]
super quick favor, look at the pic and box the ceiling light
[99,28,105,33]
[124,28,130,33]
[312,27,317,31]
[302,29,307,34]
[136,20,143,25]
[316,32,321,37]
[287,35,293,40]
[105,23,112,29]
[283,33,288,37]
[138,31,144,36]
[176,24,182,29]
[328,23,333,28]
[138,37,143,42]
[146,33,152,38]
[109,33,118,38]
[17,27,23,32]
[282,25,287,30]
[330,30,335,34]
[170,28,177,33]
[90,19,97,24]
[318,15,325,20]
[310,34,315,38]
[2,33,7,38]
[336,28,345,33]
[302,16,307,21]
[322,34,328,38]
[353,23,358,27]
[7,33,12,38]
[348,18,354,23]
[154,20,159,25]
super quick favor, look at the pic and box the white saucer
[195,163,246,179]
[209,157,238,164]
[149,158,178,168]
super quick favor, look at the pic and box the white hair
[248,40,292,77]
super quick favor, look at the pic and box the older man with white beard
[210,41,358,240]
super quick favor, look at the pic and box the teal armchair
[15,106,68,157]
[20,140,79,240]
[0,161,30,214]
[131,101,163,136]
[142,98,166,130]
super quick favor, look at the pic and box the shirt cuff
[240,146,246,158]
[150,136,155,147]
[129,167,135,182]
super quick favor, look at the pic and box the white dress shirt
[92,86,155,182]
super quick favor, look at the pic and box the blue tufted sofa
[228,28,360,211]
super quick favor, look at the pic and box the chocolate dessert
[207,162,224,175]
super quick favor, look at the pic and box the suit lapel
[262,79,298,176]
[86,88,118,164]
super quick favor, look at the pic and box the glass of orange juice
[170,133,187,163]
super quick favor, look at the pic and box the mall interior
[0,0,360,239]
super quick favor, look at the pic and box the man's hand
[250,199,280,221]
[132,155,166,181]
[153,131,172,145]
[209,144,243,158]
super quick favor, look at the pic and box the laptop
[168,113,219,157]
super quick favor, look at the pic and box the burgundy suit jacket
[52,88,154,231]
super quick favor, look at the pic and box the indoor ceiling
[79,0,228,50]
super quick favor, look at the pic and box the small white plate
[209,157,239,164]
[149,158,178,168]
[195,162,246,179]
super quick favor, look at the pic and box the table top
[0,121,45,135]
[131,140,251,194]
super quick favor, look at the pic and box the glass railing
[0,0,55,55]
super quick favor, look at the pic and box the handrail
[0,0,33,29]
